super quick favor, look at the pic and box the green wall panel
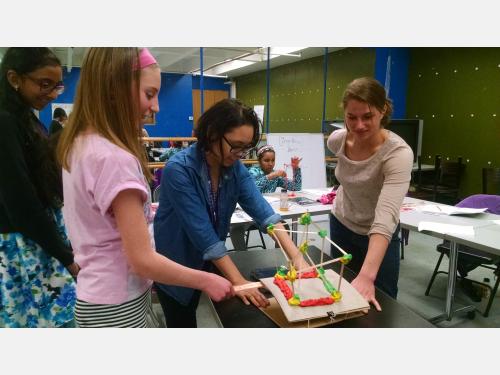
[407,48,500,197]
[235,47,376,133]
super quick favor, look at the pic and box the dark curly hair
[194,98,261,152]
[0,47,64,208]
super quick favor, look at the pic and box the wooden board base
[260,297,367,328]
[260,268,370,323]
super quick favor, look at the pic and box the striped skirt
[75,288,158,328]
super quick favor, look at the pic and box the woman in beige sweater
[327,77,413,311]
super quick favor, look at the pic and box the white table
[231,188,333,244]
[400,197,500,323]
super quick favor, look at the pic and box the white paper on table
[416,204,487,216]
[301,188,332,198]
[492,220,500,226]
[233,206,251,221]
[418,221,475,236]
[263,196,280,204]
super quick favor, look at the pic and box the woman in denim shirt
[154,99,306,327]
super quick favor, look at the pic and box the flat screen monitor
[387,119,423,163]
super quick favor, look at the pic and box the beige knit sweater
[327,129,413,240]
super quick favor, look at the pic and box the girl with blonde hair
[58,48,233,327]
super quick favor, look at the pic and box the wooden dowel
[338,263,345,291]
[233,282,264,292]
[321,237,325,265]
[272,228,317,235]
[297,256,343,273]
[147,162,166,169]
[324,236,347,255]
[305,253,316,270]
[271,232,290,262]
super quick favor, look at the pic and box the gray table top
[400,197,500,255]
[212,246,434,328]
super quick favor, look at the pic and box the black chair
[482,167,500,195]
[425,240,500,317]
[244,224,267,250]
[424,194,500,317]
[413,155,464,204]
[244,219,292,251]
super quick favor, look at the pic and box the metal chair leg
[258,231,267,249]
[425,252,445,296]
[245,227,267,250]
[484,274,500,317]
[400,234,405,260]
[245,229,250,247]
[404,229,410,245]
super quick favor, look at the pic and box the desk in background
[400,197,500,323]
[231,188,333,244]
[211,247,434,328]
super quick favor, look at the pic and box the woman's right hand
[234,279,270,308]
[202,273,235,302]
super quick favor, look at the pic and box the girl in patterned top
[248,145,302,193]
[230,145,302,251]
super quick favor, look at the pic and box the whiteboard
[266,133,326,189]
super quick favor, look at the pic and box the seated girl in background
[248,145,302,193]
[230,145,302,251]
[159,141,183,162]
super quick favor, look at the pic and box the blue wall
[40,68,228,137]
[39,67,80,127]
[192,75,231,91]
[40,56,407,133]
[375,47,410,118]
[145,73,194,137]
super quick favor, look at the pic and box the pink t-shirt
[62,133,154,304]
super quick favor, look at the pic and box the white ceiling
[0,47,343,78]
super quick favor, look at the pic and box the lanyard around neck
[204,155,221,229]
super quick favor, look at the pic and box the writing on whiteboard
[279,137,301,153]
[267,133,327,189]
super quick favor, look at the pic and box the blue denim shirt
[154,144,281,305]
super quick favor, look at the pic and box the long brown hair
[57,47,152,181]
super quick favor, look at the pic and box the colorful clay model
[267,211,351,307]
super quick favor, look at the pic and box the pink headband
[134,48,157,70]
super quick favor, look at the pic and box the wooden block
[260,269,369,323]
[234,282,265,292]
[259,297,367,328]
